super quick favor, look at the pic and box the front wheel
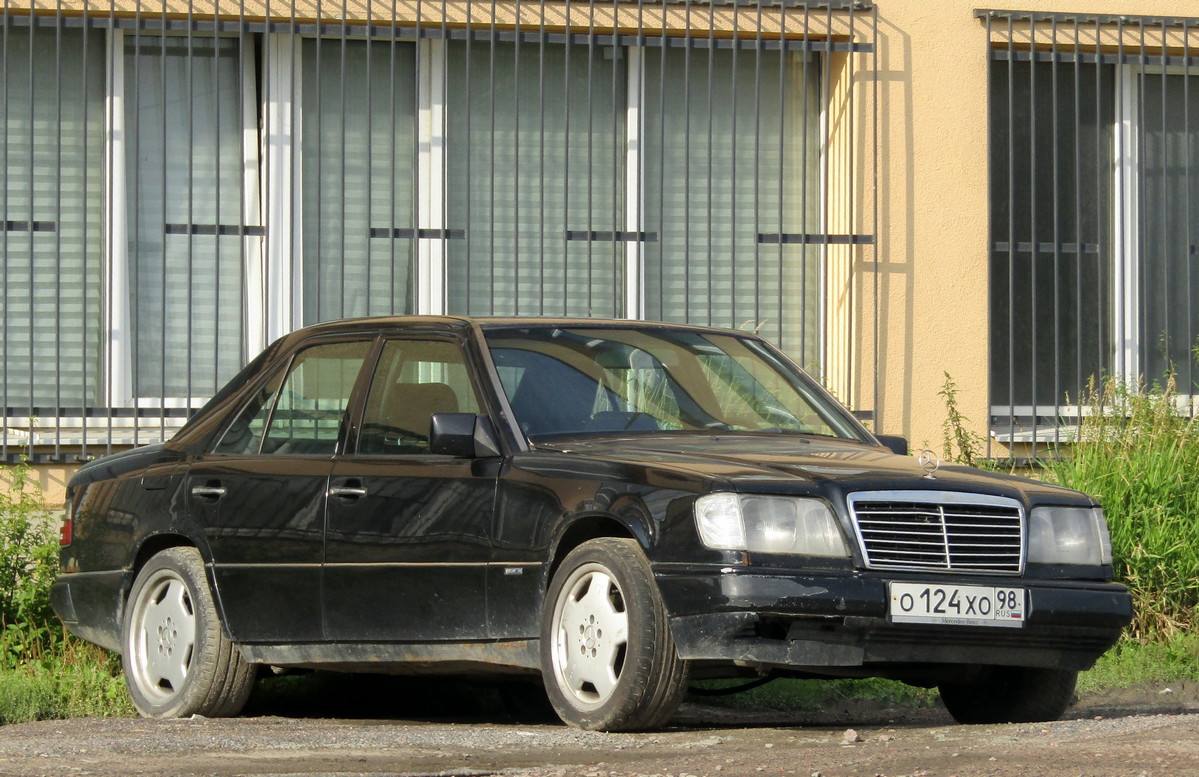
[122,547,256,718]
[541,538,688,731]
[939,666,1078,724]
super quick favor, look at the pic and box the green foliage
[1041,378,1199,639]
[0,633,132,724]
[0,461,58,639]
[939,372,984,467]
[0,461,131,723]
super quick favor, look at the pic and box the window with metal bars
[983,10,1199,445]
[0,2,876,461]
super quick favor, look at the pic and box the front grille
[847,491,1025,574]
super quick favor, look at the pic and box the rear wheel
[541,538,688,731]
[939,666,1078,724]
[122,547,255,718]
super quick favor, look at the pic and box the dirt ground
[0,680,1197,777]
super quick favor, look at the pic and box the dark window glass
[1140,72,1199,385]
[358,339,480,455]
[989,60,1114,410]
[212,361,288,455]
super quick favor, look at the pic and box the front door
[323,336,497,642]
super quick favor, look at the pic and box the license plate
[889,582,1025,628]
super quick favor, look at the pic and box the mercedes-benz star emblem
[916,449,941,479]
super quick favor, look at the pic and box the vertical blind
[302,38,417,324]
[446,40,626,318]
[126,35,249,399]
[1,28,105,408]
[644,47,821,364]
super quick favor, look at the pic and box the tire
[540,538,688,731]
[122,547,256,718]
[939,666,1078,724]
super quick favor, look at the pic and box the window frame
[118,31,832,395]
[985,26,1199,446]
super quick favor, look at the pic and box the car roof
[281,315,762,339]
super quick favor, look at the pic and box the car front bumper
[655,567,1133,673]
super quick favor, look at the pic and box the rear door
[187,337,373,643]
[323,336,498,642]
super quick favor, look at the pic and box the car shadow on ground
[240,671,1199,732]
[242,670,953,730]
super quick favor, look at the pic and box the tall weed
[939,372,985,467]
[1042,378,1199,638]
[0,461,58,637]
[0,461,131,722]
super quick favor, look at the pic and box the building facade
[1,0,1197,497]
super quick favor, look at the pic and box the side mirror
[429,413,502,458]
[875,434,909,456]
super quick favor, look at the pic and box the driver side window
[357,339,479,455]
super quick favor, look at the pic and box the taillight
[60,499,73,546]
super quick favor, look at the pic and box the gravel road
[1,681,1196,777]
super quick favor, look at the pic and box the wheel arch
[547,513,641,584]
[126,533,237,645]
[131,532,203,577]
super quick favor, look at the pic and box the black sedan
[51,317,1132,731]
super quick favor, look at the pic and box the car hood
[533,434,1087,505]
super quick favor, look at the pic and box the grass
[1039,378,1199,639]
[1076,633,1199,696]
[0,633,132,724]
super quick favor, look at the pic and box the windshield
[484,326,867,442]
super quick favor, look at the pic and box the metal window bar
[980,9,1199,459]
[0,0,877,464]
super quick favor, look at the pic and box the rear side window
[212,362,288,455]
[214,340,371,456]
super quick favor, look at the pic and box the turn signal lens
[694,493,746,550]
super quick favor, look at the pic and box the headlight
[1028,506,1113,566]
[694,493,850,557]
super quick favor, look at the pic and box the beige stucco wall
[866,0,1198,456]
[0,463,71,508]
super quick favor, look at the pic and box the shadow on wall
[871,12,915,441]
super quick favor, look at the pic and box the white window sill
[2,416,188,448]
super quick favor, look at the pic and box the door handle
[190,485,227,499]
[329,486,368,499]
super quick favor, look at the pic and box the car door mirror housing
[875,434,909,456]
[429,413,502,458]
